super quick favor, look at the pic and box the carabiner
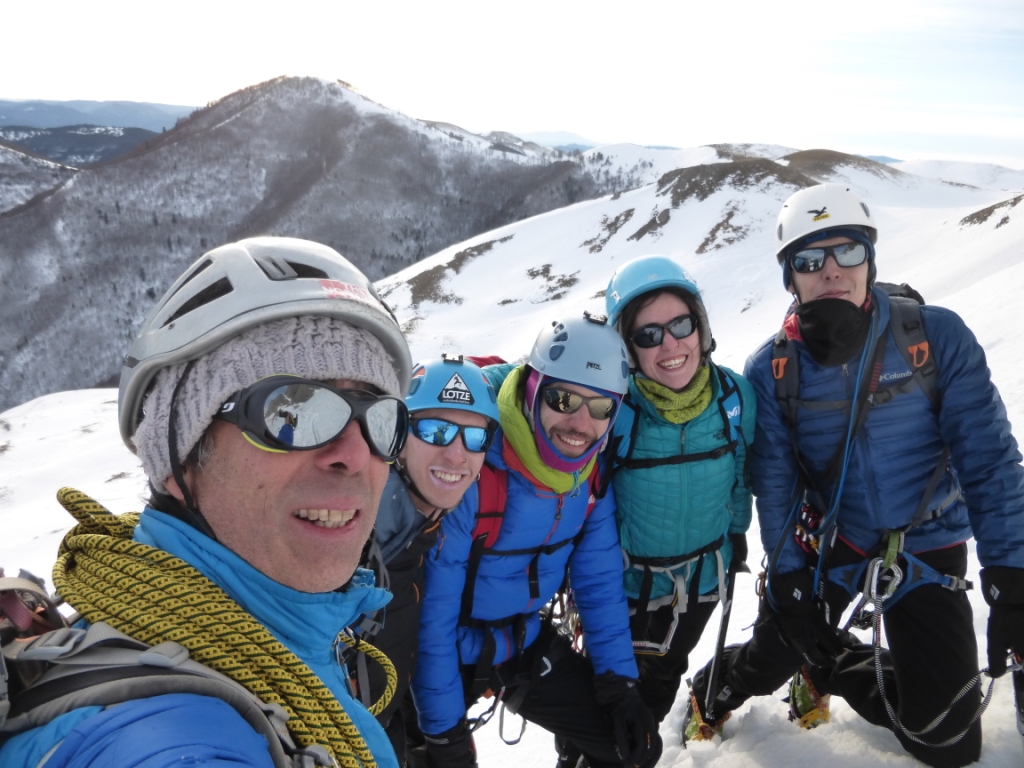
[864,557,903,603]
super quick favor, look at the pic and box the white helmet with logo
[775,183,878,262]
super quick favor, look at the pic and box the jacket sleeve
[928,307,1024,568]
[743,344,807,575]
[17,694,276,768]
[411,487,477,735]
[728,371,757,537]
[567,482,640,679]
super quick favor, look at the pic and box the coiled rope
[52,488,396,768]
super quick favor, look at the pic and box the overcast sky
[4,0,1022,168]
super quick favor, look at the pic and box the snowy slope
[3,150,1024,766]
[579,142,798,190]
[0,142,73,213]
[892,159,1024,193]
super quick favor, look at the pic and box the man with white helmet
[353,356,500,766]
[411,314,662,768]
[685,184,1024,767]
[0,238,410,768]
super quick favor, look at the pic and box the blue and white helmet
[406,355,499,425]
[605,254,713,356]
[528,312,629,396]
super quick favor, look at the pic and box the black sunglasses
[215,375,408,461]
[541,387,616,420]
[630,314,698,349]
[790,242,869,274]
[409,417,496,453]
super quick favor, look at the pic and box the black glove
[592,672,663,768]
[766,569,843,667]
[981,566,1024,678]
[729,533,750,572]
[423,721,477,768]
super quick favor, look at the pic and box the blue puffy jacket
[0,509,398,768]
[746,287,1024,576]
[612,364,756,599]
[411,436,638,735]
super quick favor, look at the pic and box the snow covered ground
[3,150,1024,765]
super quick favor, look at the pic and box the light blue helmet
[605,254,713,356]
[406,354,499,424]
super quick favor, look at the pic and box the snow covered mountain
[0,140,74,212]
[2,146,1024,765]
[378,149,1022,406]
[0,76,620,413]
[0,124,159,167]
[892,159,1024,192]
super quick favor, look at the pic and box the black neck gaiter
[794,298,873,367]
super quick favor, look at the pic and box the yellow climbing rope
[52,488,397,768]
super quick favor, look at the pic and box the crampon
[787,665,831,729]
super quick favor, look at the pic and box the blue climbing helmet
[406,354,499,425]
[605,254,714,357]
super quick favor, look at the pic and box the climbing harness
[843,530,990,748]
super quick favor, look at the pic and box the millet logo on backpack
[438,373,475,405]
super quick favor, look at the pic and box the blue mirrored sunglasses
[409,417,496,453]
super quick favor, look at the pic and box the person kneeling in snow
[685,183,1024,768]
[353,356,500,766]
[411,314,662,768]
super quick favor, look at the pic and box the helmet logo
[586,362,602,370]
[808,207,830,222]
[319,279,384,311]
[438,373,475,405]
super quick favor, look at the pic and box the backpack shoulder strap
[461,464,509,622]
[772,327,802,429]
[887,295,940,409]
[1,622,332,767]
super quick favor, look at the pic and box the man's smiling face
[168,378,389,593]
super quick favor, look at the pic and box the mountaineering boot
[786,666,831,729]
[681,689,729,744]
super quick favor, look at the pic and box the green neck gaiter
[634,364,713,424]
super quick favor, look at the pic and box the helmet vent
[176,259,212,289]
[162,277,234,327]
[286,260,329,279]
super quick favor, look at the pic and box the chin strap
[393,458,449,522]
[166,361,219,541]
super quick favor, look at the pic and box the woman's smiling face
[631,292,701,392]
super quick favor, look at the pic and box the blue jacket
[746,287,1024,576]
[0,509,399,768]
[411,436,638,735]
[613,364,756,598]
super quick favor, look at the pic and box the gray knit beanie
[133,316,401,491]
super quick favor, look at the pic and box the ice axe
[702,558,750,725]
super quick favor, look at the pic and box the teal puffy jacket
[612,364,756,599]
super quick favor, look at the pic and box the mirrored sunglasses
[409,417,496,453]
[630,314,698,349]
[790,242,869,274]
[215,375,408,461]
[541,387,616,420]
